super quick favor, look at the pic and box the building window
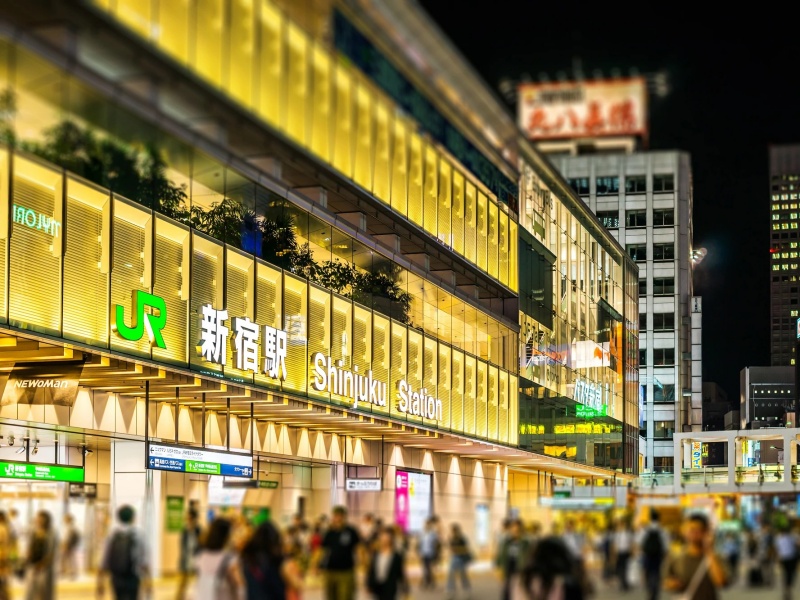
[567,178,590,195]
[653,243,675,261]
[653,174,675,192]
[596,176,619,195]
[654,421,674,439]
[654,384,675,403]
[597,210,619,229]
[626,210,647,228]
[653,208,675,227]
[653,277,674,295]
[653,348,675,366]
[653,456,674,473]
[639,313,647,331]
[625,175,647,194]
[639,349,647,366]
[627,244,647,262]
[638,279,647,296]
[653,313,675,331]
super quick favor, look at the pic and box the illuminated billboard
[518,78,647,141]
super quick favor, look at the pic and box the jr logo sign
[112,291,168,349]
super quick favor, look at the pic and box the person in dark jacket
[176,509,201,600]
[514,536,585,600]
[367,527,406,600]
[495,519,530,600]
[240,521,286,600]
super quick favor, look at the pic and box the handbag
[677,556,710,600]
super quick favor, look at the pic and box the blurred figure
[97,505,150,600]
[283,536,306,600]
[240,521,286,600]
[663,513,728,600]
[176,509,201,600]
[599,523,615,582]
[59,514,80,579]
[513,536,584,600]
[419,517,441,590]
[320,506,360,600]
[744,529,764,587]
[613,519,634,592]
[25,511,56,600]
[720,531,741,583]
[446,523,472,600]
[758,521,776,586]
[360,514,377,546]
[561,520,584,559]
[495,519,530,600]
[775,522,799,600]
[638,510,668,600]
[193,517,242,600]
[0,511,11,600]
[367,527,406,600]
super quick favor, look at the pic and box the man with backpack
[638,511,669,600]
[97,505,150,600]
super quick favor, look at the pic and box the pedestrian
[599,523,614,582]
[176,509,201,600]
[638,510,668,600]
[367,527,406,600]
[24,510,56,600]
[775,522,799,600]
[495,519,530,600]
[191,517,242,600]
[60,514,80,579]
[513,535,584,600]
[240,521,286,600]
[320,506,361,600]
[96,505,150,600]
[419,517,440,590]
[614,519,635,591]
[720,531,741,583]
[446,523,472,600]
[663,513,728,600]
[0,511,12,600]
[283,536,306,600]
[561,520,584,560]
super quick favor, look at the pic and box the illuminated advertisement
[518,78,647,140]
[691,441,702,469]
[395,470,432,534]
[571,340,611,369]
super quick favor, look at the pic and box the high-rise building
[0,0,638,557]
[769,145,800,367]
[547,152,700,474]
[740,366,795,428]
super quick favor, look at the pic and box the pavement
[7,564,792,599]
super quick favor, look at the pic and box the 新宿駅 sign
[147,443,253,478]
[0,461,85,483]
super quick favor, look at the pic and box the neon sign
[113,290,168,349]
[13,204,61,236]
[574,378,608,414]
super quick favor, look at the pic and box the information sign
[0,461,84,483]
[147,443,253,478]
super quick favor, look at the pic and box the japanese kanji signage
[199,304,287,380]
[147,443,253,478]
[518,78,647,141]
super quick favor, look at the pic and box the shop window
[626,210,646,228]
[627,244,647,262]
[653,313,675,331]
[653,208,674,227]
[597,210,619,229]
[596,176,619,195]
[653,348,675,366]
[625,175,647,194]
[567,177,590,195]
[653,174,675,192]
[653,243,675,261]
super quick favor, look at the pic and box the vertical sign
[394,471,410,531]
[691,441,702,469]
[166,496,185,533]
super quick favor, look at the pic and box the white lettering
[395,380,442,421]
[310,354,387,410]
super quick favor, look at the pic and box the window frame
[596,210,619,229]
[653,277,675,295]
[653,312,675,331]
[653,174,675,193]
[652,243,675,262]
[625,209,647,228]
[567,177,590,196]
[653,208,675,227]
[625,175,647,194]
[596,176,620,195]
[653,348,675,366]
[627,244,647,262]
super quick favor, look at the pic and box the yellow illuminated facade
[88,0,517,293]
[0,148,517,445]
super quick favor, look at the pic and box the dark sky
[420,1,800,399]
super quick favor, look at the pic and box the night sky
[420,1,800,401]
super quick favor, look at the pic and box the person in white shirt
[614,519,635,591]
[774,525,799,600]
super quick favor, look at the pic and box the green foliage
[190,197,251,247]
[261,210,298,270]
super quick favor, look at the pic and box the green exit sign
[258,480,279,489]
[186,461,220,475]
[0,461,84,483]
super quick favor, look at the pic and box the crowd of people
[6,502,800,600]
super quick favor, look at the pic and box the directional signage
[259,480,279,489]
[147,443,253,478]
[345,478,382,491]
[0,461,84,483]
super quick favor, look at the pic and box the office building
[740,366,795,428]
[770,145,800,366]
[702,382,730,431]
[0,0,637,567]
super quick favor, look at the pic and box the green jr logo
[113,291,168,349]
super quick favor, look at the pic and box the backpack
[108,531,136,578]
[642,529,664,559]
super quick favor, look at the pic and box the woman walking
[447,523,472,600]
[25,511,56,600]
[193,518,242,600]
[367,527,406,600]
[241,521,286,600]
